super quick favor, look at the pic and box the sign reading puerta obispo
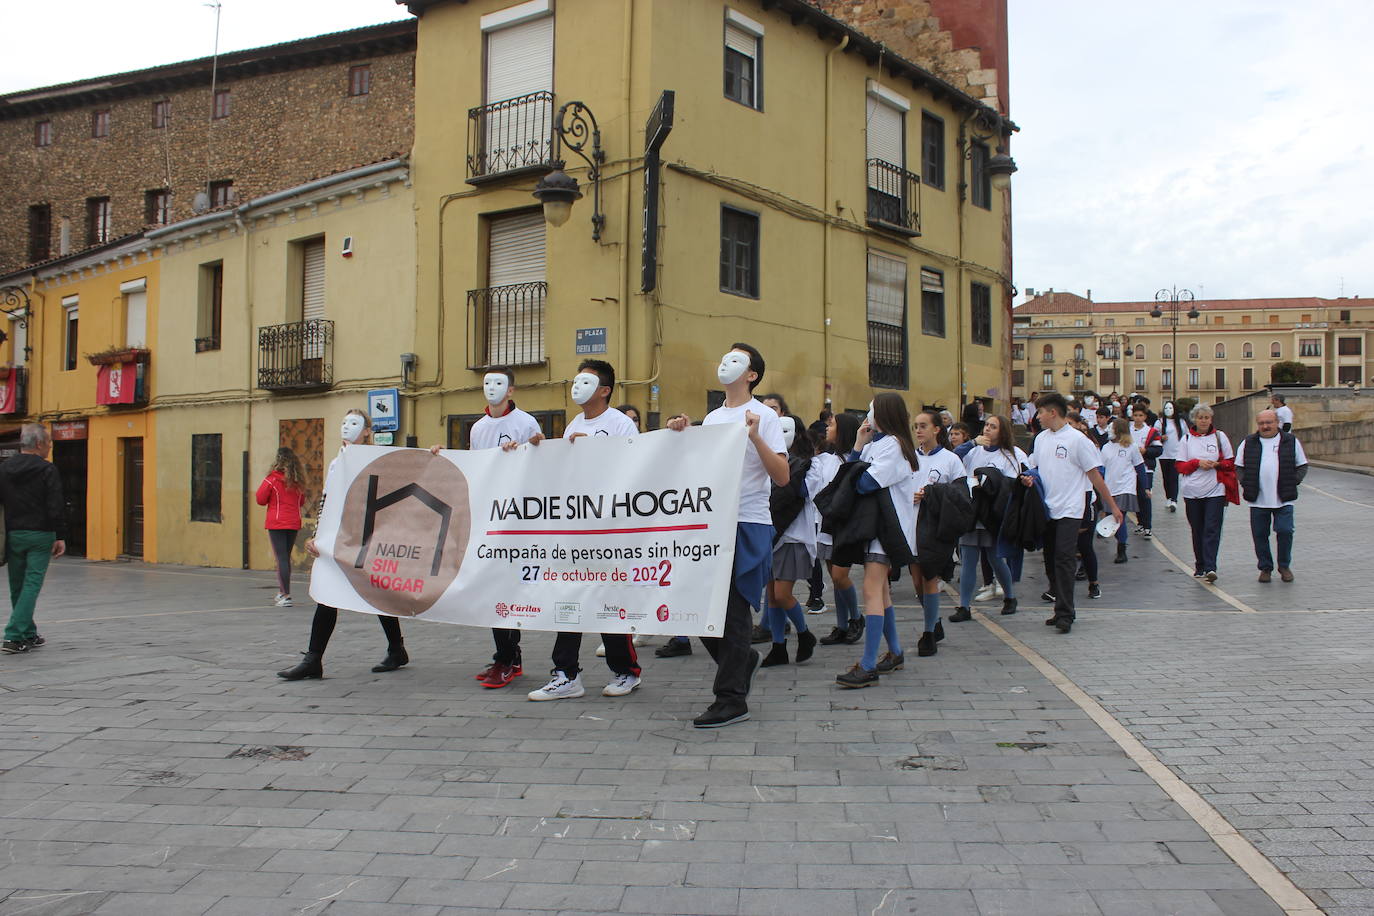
[309,425,746,637]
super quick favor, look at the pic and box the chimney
[1086,289,1092,301]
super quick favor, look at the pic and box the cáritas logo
[335,449,471,616]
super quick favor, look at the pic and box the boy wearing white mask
[667,343,788,727]
[527,360,642,702]
[470,368,542,689]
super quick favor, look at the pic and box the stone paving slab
[3,468,1361,914]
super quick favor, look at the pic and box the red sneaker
[481,663,522,689]
[474,662,499,681]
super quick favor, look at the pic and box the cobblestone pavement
[0,468,1364,914]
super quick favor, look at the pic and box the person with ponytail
[950,414,1025,622]
[907,410,967,657]
[816,412,864,647]
[257,447,307,607]
[835,393,919,689]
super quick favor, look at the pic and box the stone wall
[1212,387,1374,469]
[0,41,414,276]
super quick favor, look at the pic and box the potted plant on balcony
[86,346,151,367]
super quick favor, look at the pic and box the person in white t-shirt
[666,343,788,727]
[759,415,823,668]
[1176,404,1234,582]
[1101,419,1146,565]
[1022,393,1122,634]
[815,413,864,647]
[1270,394,1295,433]
[468,368,543,689]
[950,414,1027,623]
[1154,401,1187,512]
[526,360,642,703]
[1235,409,1308,583]
[908,411,967,658]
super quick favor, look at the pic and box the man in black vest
[1234,409,1307,583]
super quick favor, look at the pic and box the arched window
[1243,342,1253,359]
[1188,343,1200,359]
[1042,344,1054,362]
[1162,343,1172,360]
[1073,344,1085,361]
[1270,341,1281,358]
[1215,343,1226,359]
[1134,344,1145,360]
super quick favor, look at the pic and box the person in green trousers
[1,423,67,654]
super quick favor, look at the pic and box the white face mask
[571,372,601,406]
[1164,403,1175,417]
[717,351,750,386]
[340,414,366,444]
[865,401,876,432]
[780,416,796,449]
[483,373,510,407]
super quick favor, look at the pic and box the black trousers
[490,628,521,666]
[307,604,403,655]
[806,558,824,603]
[552,632,640,678]
[699,583,756,706]
[1042,517,1081,622]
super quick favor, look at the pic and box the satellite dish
[192,191,210,214]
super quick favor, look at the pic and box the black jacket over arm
[814,461,917,569]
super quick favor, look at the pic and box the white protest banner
[309,424,745,636]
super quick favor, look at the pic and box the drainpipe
[617,0,634,399]
[235,211,253,568]
[823,34,849,410]
[955,113,973,411]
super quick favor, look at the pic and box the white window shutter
[301,238,326,359]
[725,23,757,58]
[866,252,906,327]
[485,15,554,104]
[866,96,904,170]
[124,290,147,349]
[487,211,546,365]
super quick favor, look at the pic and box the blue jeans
[1184,496,1226,574]
[958,544,1014,607]
[1249,505,1294,571]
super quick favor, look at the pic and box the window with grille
[920,268,944,337]
[1042,344,1053,362]
[1270,342,1281,358]
[482,210,546,366]
[866,251,907,388]
[1243,342,1253,359]
[724,12,762,109]
[720,206,759,297]
[191,434,223,523]
[970,282,991,347]
[1134,344,1145,360]
[1188,343,1199,359]
[1162,344,1172,359]
[1215,343,1225,359]
[921,112,944,189]
[349,64,372,97]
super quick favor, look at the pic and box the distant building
[1012,290,1374,404]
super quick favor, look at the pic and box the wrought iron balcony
[865,159,921,237]
[467,91,556,182]
[867,320,907,389]
[258,319,334,391]
[467,282,547,369]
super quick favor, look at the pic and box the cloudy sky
[4,1,1371,305]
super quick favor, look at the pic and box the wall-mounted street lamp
[532,101,606,241]
[985,147,1017,191]
[0,285,32,360]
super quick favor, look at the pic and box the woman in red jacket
[257,448,307,607]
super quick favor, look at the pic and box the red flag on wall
[0,371,15,414]
[96,362,136,405]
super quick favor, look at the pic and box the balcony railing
[467,282,547,369]
[867,320,907,389]
[467,91,556,182]
[865,159,921,237]
[258,319,334,391]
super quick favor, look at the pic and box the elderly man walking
[0,424,67,654]
[1235,409,1307,583]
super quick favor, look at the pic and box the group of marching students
[265,338,1256,725]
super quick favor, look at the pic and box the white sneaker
[602,673,641,697]
[974,584,996,603]
[595,642,607,657]
[527,671,585,701]
[274,594,293,607]
[993,583,1005,599]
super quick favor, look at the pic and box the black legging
[1158,459,1179,502]
[268,529,298,596]
[307,604,403,656]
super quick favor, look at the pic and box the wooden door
[122,437,144,557]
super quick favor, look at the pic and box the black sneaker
[25,634,45,649]
[1000,598,1018,616]
[819,626,849,646]
[693,702,750,728]
[1040,591,1056,603]
[796,629,817,664]
[760,642,790,668]
[1055,618,1073,634]
[917,632,937,657]
[806,597,826,613]
[949,606,973,622]
[1088,583,1101,599]
[934,620,945,643]
[654,639,692,658]
[835,664,878,689]
[1,640,30,654]
[1075,567,1087,581]
[844,617,865,644]
[750,623,771,644]
[875,651,904,673]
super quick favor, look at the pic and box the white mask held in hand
[717,351,750,386]
[780,416,796,450]
[483,372,510,407]
[340,413,367,444]
[865,401,876,433]
[1164,403,1175,417]
[571,372,601,406]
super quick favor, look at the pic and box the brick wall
[0,41,414,276]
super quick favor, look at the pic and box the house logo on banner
[334,450,472,616]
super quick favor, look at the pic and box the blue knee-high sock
[767,605,786,643]
[839,585,858,624]
[860,616,884,671]
[784,602,808,633]
[882,606,902,656]
[922,592,940,632]
[833,587,850,629]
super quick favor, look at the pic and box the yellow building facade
[405,0,1016,439]
[0,241,159,561]
[1012,291,1374,406]
[150,160,415,570]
